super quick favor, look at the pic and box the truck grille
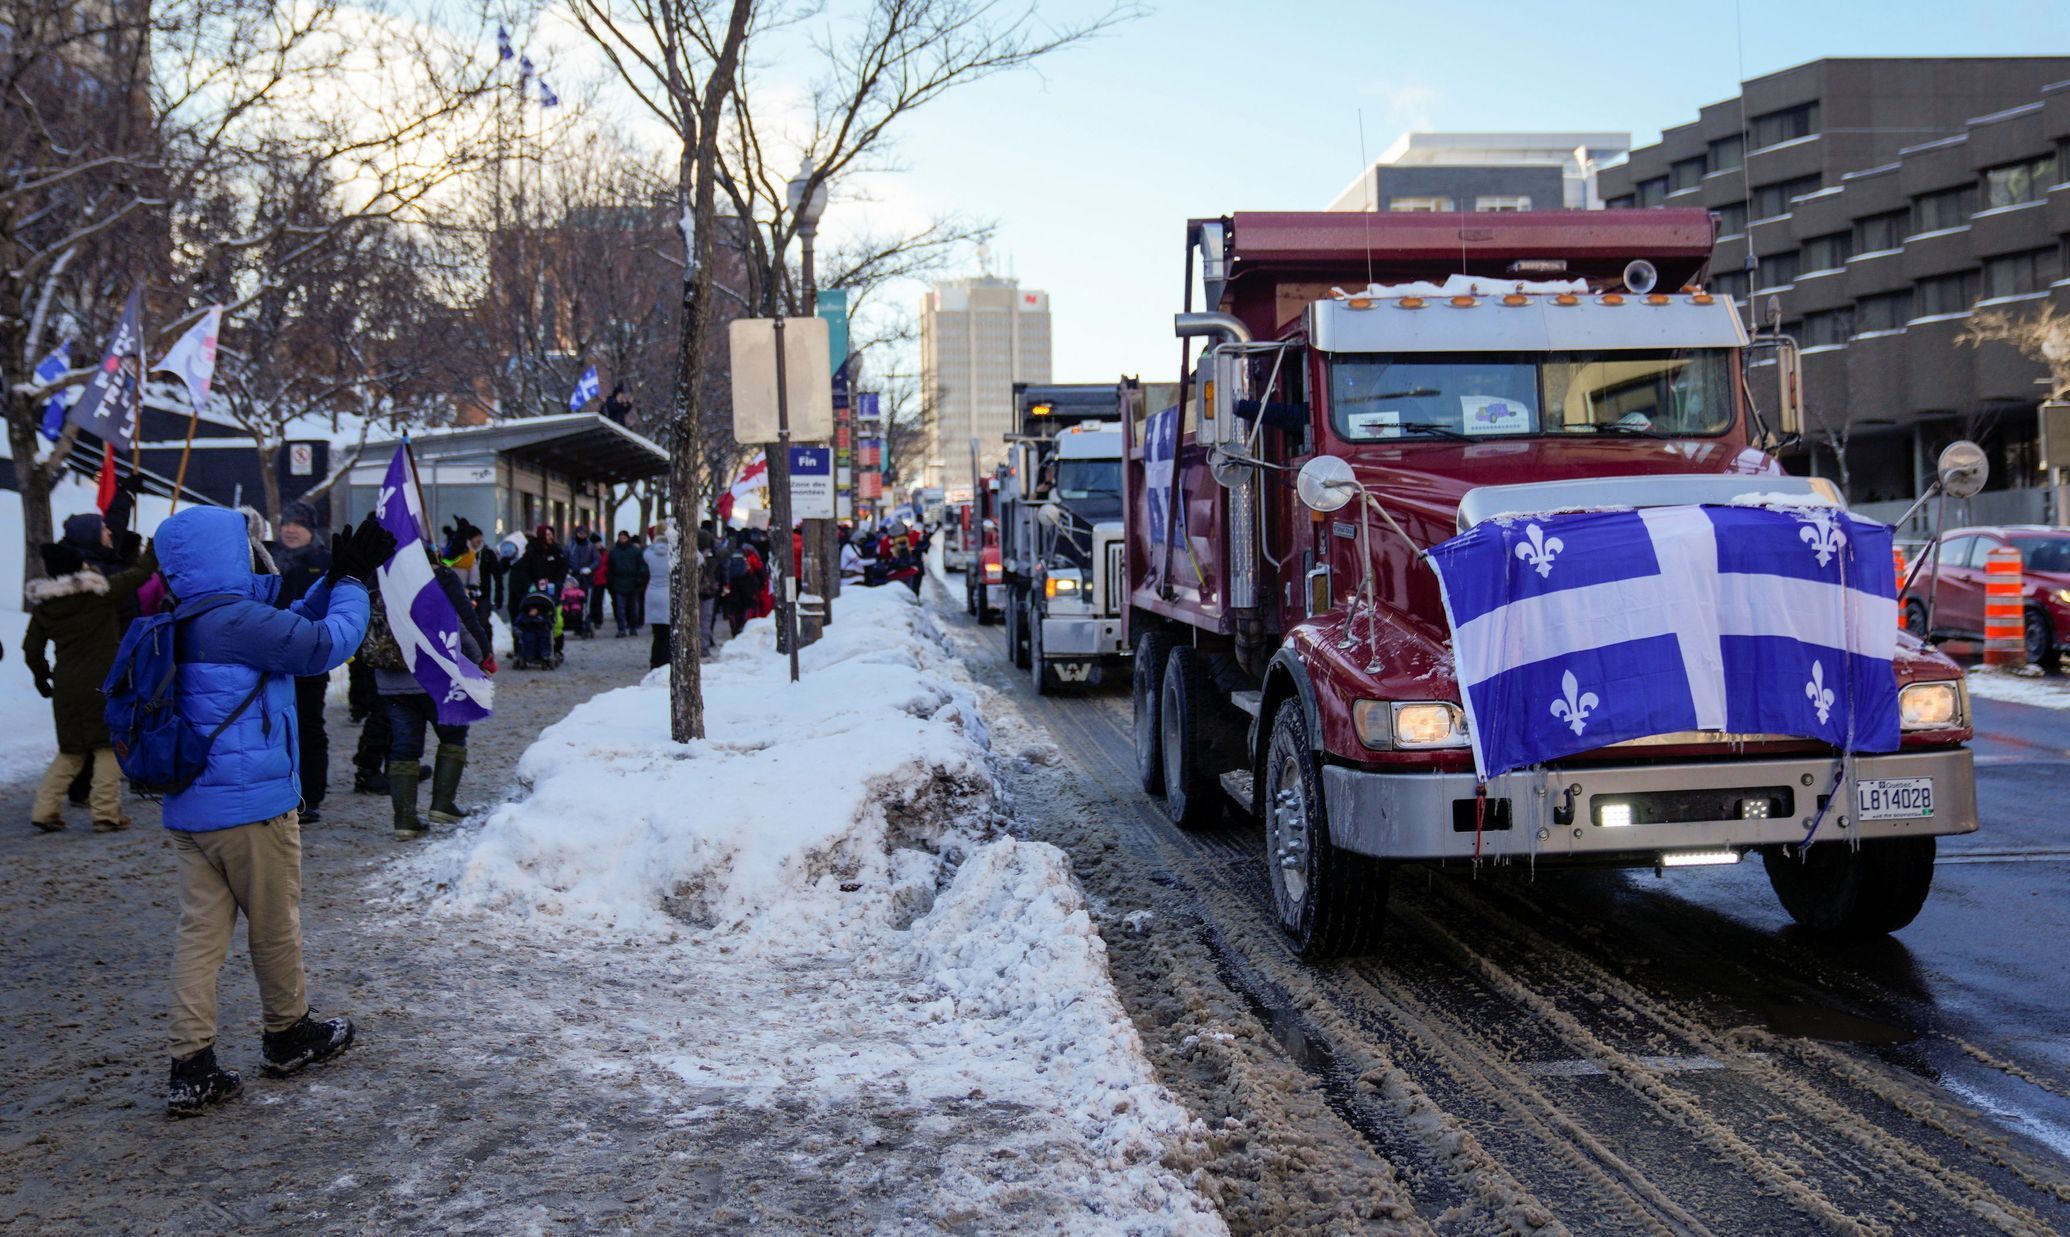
[1106,541,1125,613]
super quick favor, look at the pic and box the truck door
[1255,347,1316,626]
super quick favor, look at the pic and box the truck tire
[1005,589,1027,668]
[965,575,977,617]
[1029,604,1054,695]
[975,581,995,626]
[1263,699,1387,958]
[1761,836,1936,937]
[1132,630,1172,794]
[1159,646,1222,829]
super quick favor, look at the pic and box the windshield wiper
[1394,422,1471,441]
[1581,422,1675,438]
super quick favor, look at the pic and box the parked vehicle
[1902,524,2070,667]
[965,472,1004,624]
[998,383,1134,694]
[1125,208,1980,957]
[942,500,974,573]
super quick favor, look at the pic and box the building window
[1712,202,1748,236]
[1915,270,1979,317]
[1670,157,1706,192]
[1982,247,2062,298]
[1712,270,1749,302]
[1750,174,1820,221]
[1912,184,1977,232]
[1982,153,2059,209]
[1856,290,1913,333]
[1854,208,1910,254]
[1474,195,1532,212]
[1709,134,1745,173]
[1802,231,1852,272]
[1605,193,1635,209]
[1636,177,1669,208]
[1802,306,1855,347]
[1388,196,1454,213]
[1756,250,1800,288]
[1749,102,1819,151]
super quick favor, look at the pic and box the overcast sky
[851,0,2065,380]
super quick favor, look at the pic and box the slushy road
[936,570,2070,1234]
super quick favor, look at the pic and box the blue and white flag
[496,25,514,61]
[567,363,599,410]
[1427,504,1900,780]
[33,341,71,441]
[538,79,559,108]
[373,445,494,726]
[1143,403,1184,546]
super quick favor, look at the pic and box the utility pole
[768,312,800,681]
[789,160,833,636]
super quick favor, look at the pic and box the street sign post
[789,446,835,520]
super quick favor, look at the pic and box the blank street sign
[730,317,834,444]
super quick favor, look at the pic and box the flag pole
[170,407,199,514]
[402,433,434,546]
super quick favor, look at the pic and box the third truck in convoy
[1122,208,1981,957]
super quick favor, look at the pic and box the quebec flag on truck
[1143,404,1185,545]
[374,444,495,726]
[1427,503,1900,780]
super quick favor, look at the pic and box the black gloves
[327,514,400,587]
[34,671,53,699]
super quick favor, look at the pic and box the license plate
[1857,777,1934,821]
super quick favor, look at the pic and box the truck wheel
[965,576,977,617]
[1159,646,1222,829]
[975,582,994,626]
[1263,700,1387,958]
[1761,836,1937,937]
[1029,606,1054,695]
[1132,630,1172,794]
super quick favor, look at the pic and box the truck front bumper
[1041,614,1127,658]
[1320,747,1978,863]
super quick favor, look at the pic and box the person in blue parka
[155,506,395,1119]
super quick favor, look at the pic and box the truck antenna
[1357,110,1375,293]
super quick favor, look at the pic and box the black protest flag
[67,284,143,451]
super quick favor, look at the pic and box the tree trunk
[6,403,59,597]
[254,435,283,526]
[668,0,754,744]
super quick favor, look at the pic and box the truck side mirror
[1937,440,1988,498]
[1743,336,1803,440]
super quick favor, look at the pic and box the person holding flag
[568,363,600,412]
[365,443,495,839]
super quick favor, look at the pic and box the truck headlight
[1353,700,1469,750]
[1044,575,1080,598]
[1899,680,1961,730]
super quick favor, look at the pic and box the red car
[1903,524,2070,665]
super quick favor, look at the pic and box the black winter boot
[167,1046,242,1118]
[426,744,473,825]
[353,765,389,794]
[389,760,426,839]
[262,1009,356,1077]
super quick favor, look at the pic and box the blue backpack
[103,594,265,797]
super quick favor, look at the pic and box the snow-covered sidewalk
[394,587,1221,1230]
[1965,664,2070,711]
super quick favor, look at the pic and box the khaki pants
[32,748,121,823]
[170,811,307,1059]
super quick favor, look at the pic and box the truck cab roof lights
[1690,292,1716,305]
[1345,297,1374,310]
[1501,293,1530,306]
[1448,295,1476,308]
[1553,293,1580,306]
[1599,293,1626,306]
[1397,296,1426,309]
[1645,293,1673,306]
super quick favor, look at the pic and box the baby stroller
[513,580,562,669]
[560,579,593,640]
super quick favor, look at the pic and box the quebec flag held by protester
[1427,503,1900,781]
[374,444,494,726]
[34,341,71,440]
[568,364,599,411]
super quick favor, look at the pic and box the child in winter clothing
[23,541,158,831]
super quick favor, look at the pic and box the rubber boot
[427,744,472,825]
[389,760,427,839]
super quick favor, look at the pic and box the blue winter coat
[155,507,370,831]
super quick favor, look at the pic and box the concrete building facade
[1598,58,2070,520]
[919,276,1052,490]
[1329,132,1632,214]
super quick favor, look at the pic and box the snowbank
[399,586,1218,1228]
[1967,664,2070,710]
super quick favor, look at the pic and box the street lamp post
[788,158,835,630]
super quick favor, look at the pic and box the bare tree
[1961,302,2070,398]
[4,0,500,580]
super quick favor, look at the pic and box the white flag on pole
[153,306,223,415]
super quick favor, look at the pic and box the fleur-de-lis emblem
[440,629,461,660]
[1797,512,1845,567]
[1548,669,1598,736]
[1805,660,1835,724]
[1515,523,1564,578]
[377,485,396,519]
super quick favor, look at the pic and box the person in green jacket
[24,540,158,832]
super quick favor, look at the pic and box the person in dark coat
[606,530,649,636]
[268,501,333,824]
[60,477,146,805]
[23,542,158,831]
[514,524,568,600]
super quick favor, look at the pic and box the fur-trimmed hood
[26,570,111,605]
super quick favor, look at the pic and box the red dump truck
[1125,210,1980,957]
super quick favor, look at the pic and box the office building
[1599,58,2070,520]
[920,276,1052,490]
[1329,132,1631,214]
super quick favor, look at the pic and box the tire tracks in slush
[930,581,2069,1234]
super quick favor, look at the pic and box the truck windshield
[1056,460,1122,501]
[1329,349,1735,441]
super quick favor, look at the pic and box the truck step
[1230,690,1262,719]
[1218,770,1255,812]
